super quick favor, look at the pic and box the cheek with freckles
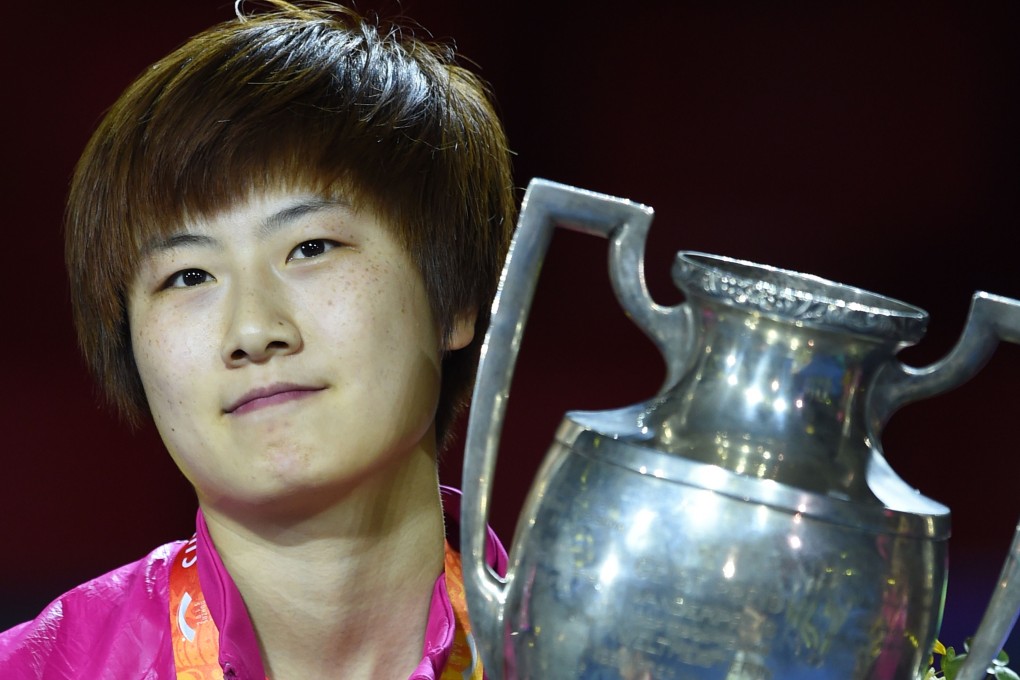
[130,299,220,452]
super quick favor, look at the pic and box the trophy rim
[672,251,929,344]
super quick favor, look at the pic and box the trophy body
[503,428,944,680]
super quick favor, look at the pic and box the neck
[199,449,446,680]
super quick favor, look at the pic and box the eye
[163,268,215,289]
[288,239,338,261]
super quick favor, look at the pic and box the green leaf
[935,637,1017,680]
[942,651,965,680]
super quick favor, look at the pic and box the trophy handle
[956,524,1020,680]
[869,292,1020,424]
[461,178,685,678]
[868,292,1020,680]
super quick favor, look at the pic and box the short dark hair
[65,0,515,445]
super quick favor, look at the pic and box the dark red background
[4,0,1018,660]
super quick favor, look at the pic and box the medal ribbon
[169,537,482,679]
[169,536,224,679]
[441,546,484,680]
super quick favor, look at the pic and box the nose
[220,272,302,366]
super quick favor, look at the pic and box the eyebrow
[140,196,353,256]
[257,197,351,240]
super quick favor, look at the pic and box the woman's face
[127,189,473,515]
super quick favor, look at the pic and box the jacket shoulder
[0,541,185,679]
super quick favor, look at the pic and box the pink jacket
[0,488,506,679]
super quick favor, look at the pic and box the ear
[443,307,477,351]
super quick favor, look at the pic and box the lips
[225,383,325,415]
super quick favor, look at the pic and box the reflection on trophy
[462,180,1020,679]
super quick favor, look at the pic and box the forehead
[130,175,401,249]
[139,192,358,253]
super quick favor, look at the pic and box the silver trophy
[462,179,1020,680]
